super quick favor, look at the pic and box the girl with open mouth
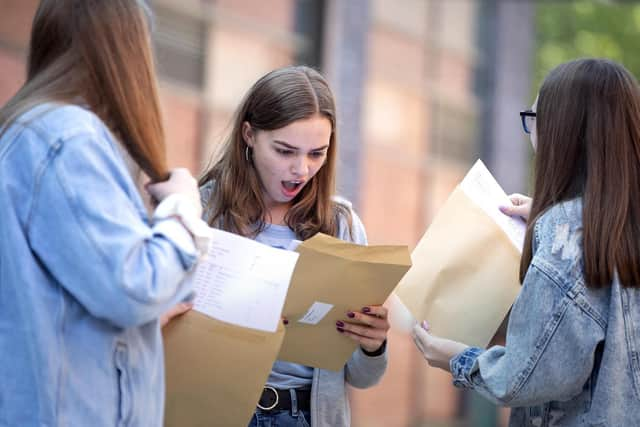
[195,66,390,427]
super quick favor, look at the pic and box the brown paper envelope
[278,233,411,371]
[395,187,521,348]
[163,311,285,427]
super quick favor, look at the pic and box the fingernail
[498,206,507,213]
[362,307,371,313]
[422,320,429,330]
[347,312,355,318]
[283,319,289,325]
[336,321,344,327]
[337,327,344,333]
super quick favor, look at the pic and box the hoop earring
[245,146,251,162]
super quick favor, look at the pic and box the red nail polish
[283,319,289,325]
[347,312,355,318]
[336,321,344,327]
[337,327,344,333]
[362,307,371,313]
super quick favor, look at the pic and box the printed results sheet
[189,228,299,333]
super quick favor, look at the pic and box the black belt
[257,386,311,412]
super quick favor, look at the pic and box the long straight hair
[521,58,640,288]
[200,66,351,240]
[0,0,168,182]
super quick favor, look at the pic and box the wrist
[361,339,387,357]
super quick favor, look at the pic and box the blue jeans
[248,409,311,427]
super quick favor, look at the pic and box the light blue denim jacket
[451,198,640,426]
[0,104,198,426]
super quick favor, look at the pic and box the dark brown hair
[521,58,640,288]
[0,0,168,181]
[200,66,351,240]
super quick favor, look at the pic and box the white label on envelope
[297,302,334,325]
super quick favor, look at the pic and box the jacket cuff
[451,347,483,389]
[362,339,387,357]
[152,219,199,269]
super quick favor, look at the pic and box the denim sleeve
[449,263,604,407]
[27,132,197,328]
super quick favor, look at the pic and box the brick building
[0,1,534,425]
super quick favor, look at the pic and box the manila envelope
[395,187,521,348]
[163,310,285,427]
[278,233,411,371]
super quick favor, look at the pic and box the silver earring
[245,146,250,162]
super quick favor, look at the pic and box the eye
[275,148,294,156]
[310,151,326,158]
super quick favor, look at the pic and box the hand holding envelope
[164,228,411,425]
[500,193,532,221]
[278,233,411,371]
[164,228,298,427]
[396,160,526,349]
[412,320,468,372]
[337,304,390,353]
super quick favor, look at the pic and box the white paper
[459,159,527,251]
[297,302,334,325]
[286,239,303,251]
[190,228,299,332]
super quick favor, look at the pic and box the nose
[291,155,309,177]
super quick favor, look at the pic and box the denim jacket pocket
[527,404,548,426]
[115,343,132,427]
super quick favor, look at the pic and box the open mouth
[281,180,304,196]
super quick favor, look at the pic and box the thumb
[499,203,528,217]
[508,193,531,205]
[412,322,432,351]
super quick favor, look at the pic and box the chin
[271,193,293,204]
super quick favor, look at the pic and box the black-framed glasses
[520,110,536,135]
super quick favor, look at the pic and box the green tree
[535,1,640,88]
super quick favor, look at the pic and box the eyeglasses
[520,110,536,134]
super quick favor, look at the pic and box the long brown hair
[0,0,168,182]
[200,66,351,240]
[521,58,640,288]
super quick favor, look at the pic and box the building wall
[0,0,35,105]
[349,1,485,426]
[0,1,521,425]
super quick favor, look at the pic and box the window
[151,4,207,88]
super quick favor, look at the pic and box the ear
[242,121,255,147]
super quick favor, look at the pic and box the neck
[266,203,290,226]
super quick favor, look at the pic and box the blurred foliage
[534,0,640,90]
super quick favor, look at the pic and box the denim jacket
[0,104,198,426]
[451,198,640,426]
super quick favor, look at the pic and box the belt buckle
[257,386,279,411]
